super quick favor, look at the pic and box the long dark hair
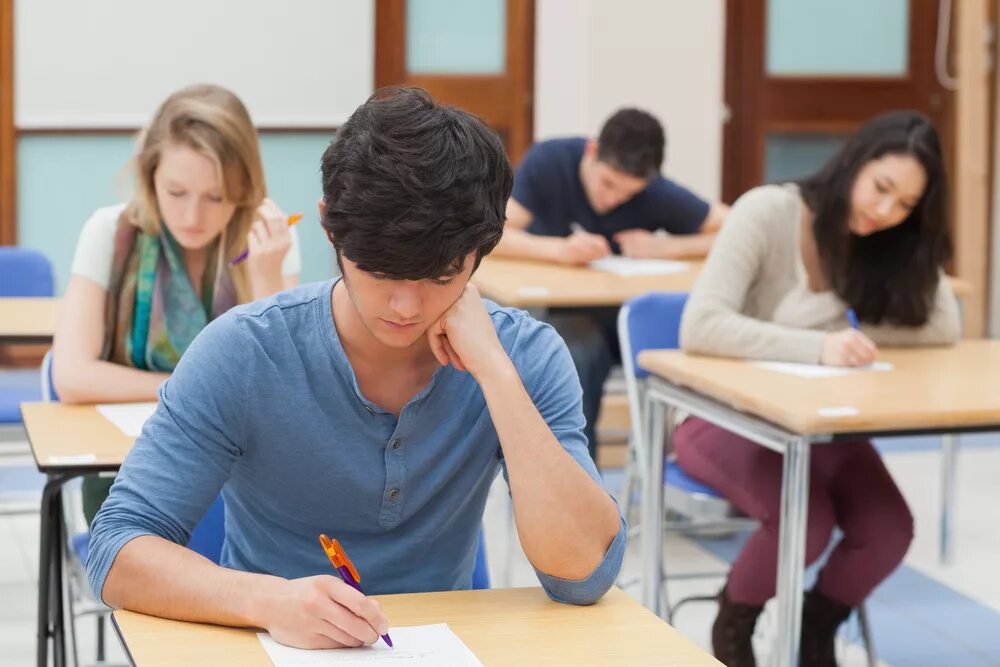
[798,110,950,326]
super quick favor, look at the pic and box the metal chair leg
[64,567,80,667]
[857,602,877,667]
[96,613,106,662]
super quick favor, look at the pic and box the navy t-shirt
[512,137,710,253]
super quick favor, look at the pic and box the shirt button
[389,488,400,498]
[391,439,401,450]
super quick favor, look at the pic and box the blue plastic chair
[617,293,732,523]
[616,293,754,619]
[0,246,55,297]
[0,248,53,427]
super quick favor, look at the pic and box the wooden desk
[0,297,60,344]
[22,402,135,667]
[113,587,721,667]
[472,257,702,308]
[638,342,1000,436]
[636,341,1000,667]
[23,402,134,471]
[474,259,969,310]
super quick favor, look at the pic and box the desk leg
[37,474,69,667]
[37,475,59,667]
[52,491,67,667]
[774,437,810,667]
[939,434,958,565]
[641,397,667,616]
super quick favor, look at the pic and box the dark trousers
[675,417,914,606]
[81,475,114,526]
[546,306,621,462]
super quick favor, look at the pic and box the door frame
[1,0,15,245]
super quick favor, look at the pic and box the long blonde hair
[126,84,265,302]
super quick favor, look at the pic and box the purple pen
[229,213,304,266]
[319,534,394,648]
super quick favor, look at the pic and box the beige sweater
[679,184,962,363]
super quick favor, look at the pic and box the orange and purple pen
[229,212,304,266]
[319,534,393,648]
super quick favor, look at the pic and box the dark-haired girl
[677,110,960,667]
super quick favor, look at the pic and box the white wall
[15,0,373,128]
[535,0,726,201]
[16,0,725,195]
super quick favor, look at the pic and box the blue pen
[846,308,860,330]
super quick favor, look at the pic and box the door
[375,0,535,163]
[723,0,947,201]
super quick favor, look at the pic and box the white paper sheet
[751,361,893,378]
[96,402,157,437]
[588,256,690,277]
[817,406,861,417]
[258,624,483,666]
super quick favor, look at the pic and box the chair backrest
[187,495,226,564]
[617,292,689,450]
[471,529,490,590]
[41,349,58,402]
[0,247,55,297]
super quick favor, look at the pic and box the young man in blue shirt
[492,109,728,460]
[87,88,625,650]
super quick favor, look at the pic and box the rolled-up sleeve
[86,312,251,603]
[534,517,628,605]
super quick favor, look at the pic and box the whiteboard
[15,0,374,128]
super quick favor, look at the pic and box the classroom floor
[1,428,998,666]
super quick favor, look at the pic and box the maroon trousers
[674,417,914,606]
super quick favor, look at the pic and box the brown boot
[712,587,763,667]
[799,589,853,667]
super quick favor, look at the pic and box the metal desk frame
[640,374,996,667]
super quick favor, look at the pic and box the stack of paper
[258,624,483,666]
[589,256,690,277]
[96,402,158,437]
[750,361,894,378]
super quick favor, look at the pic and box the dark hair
[320,87,513,279]
[798,110,950,326]
[596,108,665,179]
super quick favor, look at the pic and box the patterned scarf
[101,210,238,371]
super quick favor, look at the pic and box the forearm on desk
[651,232,717,260]
[491,227,563,262]
[101,535,278,627]
[53,358,168,404]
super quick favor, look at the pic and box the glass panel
[767,0,909,76]
[406,0,506,75]
[765,133,846,184]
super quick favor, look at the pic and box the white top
[70,204,302,290]
[680,184,962,364]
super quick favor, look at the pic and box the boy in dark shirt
[493,108,728,460]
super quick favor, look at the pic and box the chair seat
[71,532,90,564]
[0,384,41,423]
[664,461,724,498]
[663,461,734,522]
